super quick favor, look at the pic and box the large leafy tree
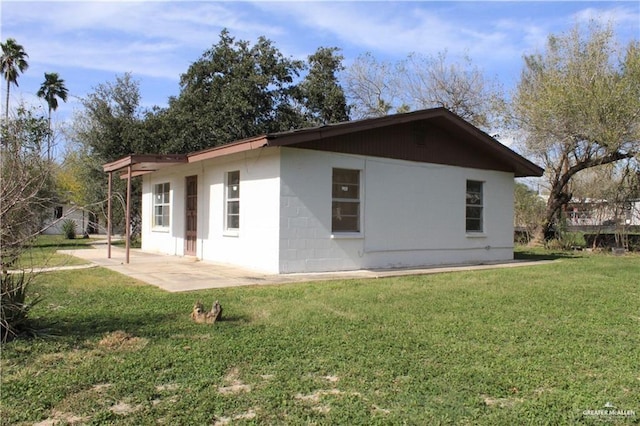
[1,38,29,121]
[37,72,69,160]
[165,29,307,153]
[68,73,148,235]
[513,23,640,240]
[298,47,350,125]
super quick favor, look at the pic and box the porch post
[107,171,112,259]
[125,164,132,264]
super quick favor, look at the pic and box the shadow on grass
[28,309,250,344]
[33,239,95,249]
[514,249,586,261]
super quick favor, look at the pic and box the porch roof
[102,154,188,177]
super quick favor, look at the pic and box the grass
[1,247,639,425]
[14,235,94,269]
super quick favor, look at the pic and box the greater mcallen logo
[583,402,636,420]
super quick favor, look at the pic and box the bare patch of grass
[482,394,525,408]
[218,367,252,395]
[97,330,148,351]
[213,408,257,425]
[109,400,143,415]
[32,410,90,426]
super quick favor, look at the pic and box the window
[54,206,63,219]
[466,180,483,232]
[332,168,360,233]
[153,182,171,228]
[225,171,240,230]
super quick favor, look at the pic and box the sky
[2,0,639,151]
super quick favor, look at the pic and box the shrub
[0,272,42,343]
[562,232,586,249]
[545,232,586,250]
[61,219,77,240]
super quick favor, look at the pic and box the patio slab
[59,242,555,293]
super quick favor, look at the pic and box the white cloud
[573,5,640,27]
[2,1,281,81]
[3,0,638,118]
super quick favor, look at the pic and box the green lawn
[14,235,94,269]
[1,250,639,425]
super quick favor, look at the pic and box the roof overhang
[101,108,544,179]
[262,108,544,177]
[103,154,188,177]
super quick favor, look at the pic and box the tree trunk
[538,150,635,243]
[4,81,10,122]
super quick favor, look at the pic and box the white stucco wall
[278,147,515,273]
[141,146,516,274]
[141,149,281,273]
[141,168,185,256]
[199,150,281,273]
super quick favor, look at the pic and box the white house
[42,204,93,236]
[103,108,543,273]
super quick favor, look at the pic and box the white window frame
[466,180,484,233]
[225,170,240,232]
[153,182,171,230]
[332,168,361,234]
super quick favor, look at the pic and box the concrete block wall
[278,147,515,273]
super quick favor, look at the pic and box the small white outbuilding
[104,108,543,273]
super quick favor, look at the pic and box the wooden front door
[185,175,197,256]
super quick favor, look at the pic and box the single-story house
[567,198,640,227]
[103,108,543,273]
[42,203,96,235]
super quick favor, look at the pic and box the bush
[61,219,77,240]
[0,272,42,343]
[545,232,586,250]
[562,232,587,249]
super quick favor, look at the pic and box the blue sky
[2,1,639,133]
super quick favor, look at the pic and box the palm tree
[1,38,29,121]
[37,72,68,160]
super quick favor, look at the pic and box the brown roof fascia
[103,154,188,173]
[187,135,269,163]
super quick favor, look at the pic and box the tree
[78,73,149,160]
[513,23,640,241]
[298,47,350,125]
[345,53,400,119]
[570,163,640,248]
[1,38,29,121]
[68,73,148,236]
[514,182,546,244]
[1,106,54,341]
[397,52,504,129]
[166,29,306,153]
[345,51,503,129]
[37,72,69,160]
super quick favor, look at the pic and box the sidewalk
[58,242,555,293]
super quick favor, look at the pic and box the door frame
[185,175,198,256]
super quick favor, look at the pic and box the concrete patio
[59,242,554,293]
